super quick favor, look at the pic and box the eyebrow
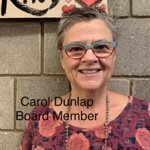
[66,39,110,45]
[91,40,110,44]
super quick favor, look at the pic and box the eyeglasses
[63,41,117,59]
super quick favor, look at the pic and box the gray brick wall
[0,1,150,149]
[132,0,150,16]
[114,19,150,75]
[0,23,41,74]
[108,0,130,17]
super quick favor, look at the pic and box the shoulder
[129,97,150,124]
[131,96,150,111]
[24,104,53,129]
[24,102,62,135]
[31,104,52,115]
[130,98,150,148]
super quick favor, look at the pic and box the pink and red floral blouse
[20,97,150,150]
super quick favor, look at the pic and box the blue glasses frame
[63,41,117,59]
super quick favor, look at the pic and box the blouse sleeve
[20,119,34,150]
[20,105,49,150]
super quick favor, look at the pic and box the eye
[94,44,110,51]
[68,46,84,52]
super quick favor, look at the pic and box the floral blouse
[20,97,150,150]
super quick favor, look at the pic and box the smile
[78,69,101,74]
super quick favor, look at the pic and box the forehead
[63,19,113,44]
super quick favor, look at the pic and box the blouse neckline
[50,96,134,131]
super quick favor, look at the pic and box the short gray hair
[57,7,118,50]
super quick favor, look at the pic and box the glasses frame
[63,41,117,59]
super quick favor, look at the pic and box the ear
[59,50,65,70]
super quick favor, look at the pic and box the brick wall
[0,0,150,149]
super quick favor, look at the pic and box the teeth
[79,69,100,74]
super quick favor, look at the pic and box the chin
[77,81,104,91]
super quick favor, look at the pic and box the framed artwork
[0,0,108,18]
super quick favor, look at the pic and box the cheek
[100,55,116,70]
[62,56,79,76]
[61,52,70,70]
[63,58,72,71]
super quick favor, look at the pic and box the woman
[21,7,150,150]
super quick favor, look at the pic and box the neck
[70,86,108,112]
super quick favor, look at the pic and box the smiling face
[60,19,116,91]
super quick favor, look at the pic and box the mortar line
[0,74,66,77]
[14,78,17,130]
[131,16,150,18]
[114,16,150,19]
[0,129,23,132]
[40,22,44,74]
[0,18,60,22]
[129,79,133,96]
[112,75,150,78]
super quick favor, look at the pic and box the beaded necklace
[64,92,110,150]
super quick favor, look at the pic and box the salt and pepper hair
[57,7,118,50]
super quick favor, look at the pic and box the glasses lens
[94,42,113,57]
[66,45,85,58]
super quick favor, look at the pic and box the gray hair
[57,7,118,50]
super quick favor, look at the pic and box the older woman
[21,7,150,150]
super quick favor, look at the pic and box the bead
[65,125,69,128]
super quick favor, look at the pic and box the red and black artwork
[0,0,107,18]
[76,0,102,6]
[1,0,60,16]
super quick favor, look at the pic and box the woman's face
[60,19,116,91]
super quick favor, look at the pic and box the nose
[81,49,98,62]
